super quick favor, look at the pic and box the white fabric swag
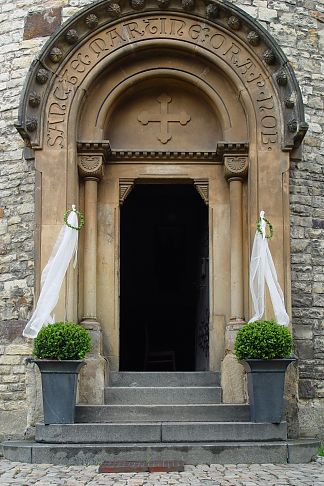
[23,206,79,339]
[249,211,289,326]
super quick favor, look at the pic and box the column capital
[224,155,249,182]
[77,140,111,181]
[78,154,104,180]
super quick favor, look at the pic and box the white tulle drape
[23,207,79,338]
[249,211,289,326]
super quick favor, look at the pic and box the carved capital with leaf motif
[224,156,248,182]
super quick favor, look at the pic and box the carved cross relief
[138,94,191,144]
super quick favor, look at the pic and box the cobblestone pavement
[0,459,323,486]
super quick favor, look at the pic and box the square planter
[35,360,85,424]
[242,358,295,423]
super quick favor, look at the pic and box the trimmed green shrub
[33,322,91,360]
[234,320,293,360]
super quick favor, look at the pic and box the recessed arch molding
[16,0,307,152]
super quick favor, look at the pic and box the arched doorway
[16,0,307,402]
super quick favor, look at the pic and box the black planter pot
[35,360,85,424]
[242,358,295,424]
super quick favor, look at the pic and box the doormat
[99,460,185,473]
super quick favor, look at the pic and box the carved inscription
[47,15,279,150]
[138,94,191,144]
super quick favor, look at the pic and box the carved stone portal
[138,93,191,144]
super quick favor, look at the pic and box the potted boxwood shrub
[33,322,91,424]
[234,319,294,424]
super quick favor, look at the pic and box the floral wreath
[256,216,273,240]
[64,208,85,231]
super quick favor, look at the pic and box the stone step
[2,439,320,465]
[162,421,288,442]
[110,372,220,387]
[35,422,287,444]
[104,386,222,404]
[76,404,250,423]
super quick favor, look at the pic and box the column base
[221,319,246,404]
[78,320,107,405]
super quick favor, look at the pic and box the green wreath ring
[64,209,85,231]
[256,217,273,240]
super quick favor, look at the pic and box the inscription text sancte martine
[47,15,279,150]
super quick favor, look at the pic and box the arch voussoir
[17,0,307,152]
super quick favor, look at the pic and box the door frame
[97,159,229,371]
[118,179,210,371]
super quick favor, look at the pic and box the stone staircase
[2,372,319,465]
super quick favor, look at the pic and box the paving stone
[0,0,323,446]
[1,459,324,485]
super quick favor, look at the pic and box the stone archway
[17,0,307,403]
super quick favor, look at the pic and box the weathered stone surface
[0,321,27,343]
[0,411,28,442]
[298,399,324,438]
[23,8,62,40]
[1,459,324,481]
[299,379,316,399]
[221,353,246,404]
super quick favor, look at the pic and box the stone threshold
[1,439,320,465]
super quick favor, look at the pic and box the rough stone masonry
[0,0,323,442]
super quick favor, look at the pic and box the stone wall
[0,322,38,442]
[0,0,323,440]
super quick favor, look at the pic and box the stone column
[77,145,110,404]
[78,158,103,321]
[221,155,249,403]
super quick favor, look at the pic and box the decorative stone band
[224,156,249,182]
[77,141,111,180]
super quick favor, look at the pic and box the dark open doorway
[120,183,209,371]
